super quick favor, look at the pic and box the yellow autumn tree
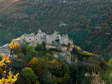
[0,71,19,84]
[8,41,20,49]
[0,57,19,84]
[73,45,97,56]
[0,57,11,67]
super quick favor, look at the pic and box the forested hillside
[0,0,112,55]
[0,31,109,84]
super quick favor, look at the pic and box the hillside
[0,0,112,55]
[0,1,111,83]
[0,31,109,84]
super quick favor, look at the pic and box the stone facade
[0,30,74,63]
